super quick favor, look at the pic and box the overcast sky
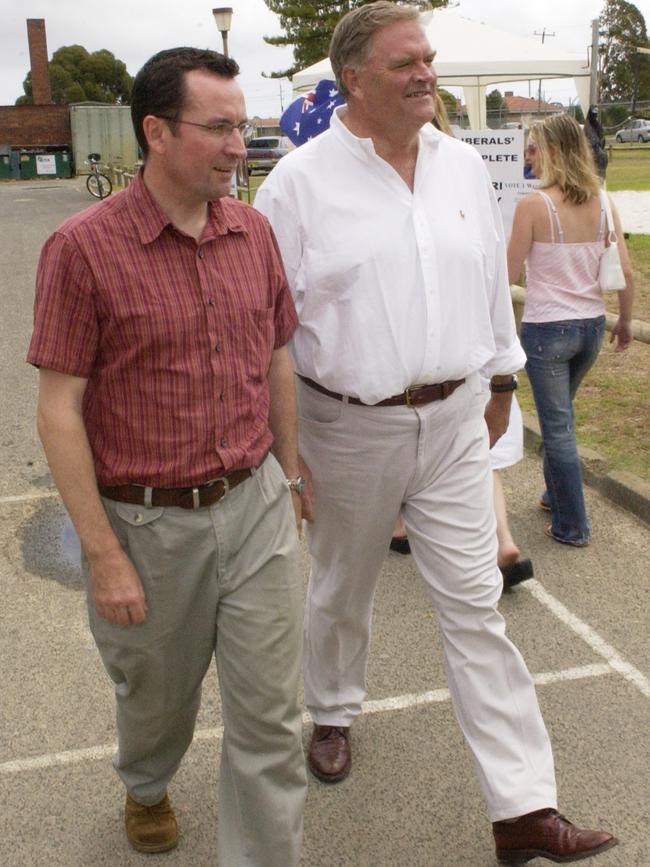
[3,0,649,117]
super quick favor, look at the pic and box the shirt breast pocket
[230,306,275,383]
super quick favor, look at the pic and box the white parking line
[0,662,613,777]
[524,580,650,698]
[0,491,58,506]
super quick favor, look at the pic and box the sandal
[544,526,589,548]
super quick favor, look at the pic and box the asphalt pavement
[1,179,649,867]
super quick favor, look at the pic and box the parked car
[615,119,650,143]
[245,136,291,174]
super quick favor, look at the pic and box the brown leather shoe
[308,724,351,783]
[125,792,178,853]
[493,808,618,864]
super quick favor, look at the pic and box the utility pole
[534,28,556,113]
[589,18,599,108]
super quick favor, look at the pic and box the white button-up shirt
[255,107,525,405]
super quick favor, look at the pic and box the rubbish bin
[55,151,72,178]
[19,152,38,179]
[0,153,11,180]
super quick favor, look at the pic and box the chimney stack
[27,18,52,105]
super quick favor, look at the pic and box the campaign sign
[456,129,538,238]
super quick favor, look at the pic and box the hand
[610,317,633,353]
[87,546,148,626]
[484,393,512,449]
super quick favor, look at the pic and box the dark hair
[131,47,240,157]
[330,1,419,97]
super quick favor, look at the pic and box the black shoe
[389,536,411,555]
[501,559,534,592]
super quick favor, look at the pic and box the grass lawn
[605,146,650,191]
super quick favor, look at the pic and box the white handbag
[598,191,626,292]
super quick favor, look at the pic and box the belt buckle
[405,385,426,407]
[200,476,230,509]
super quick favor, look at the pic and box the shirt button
[207,298,214,306]
[219,392,225,401]
[198,249,204,259]
[134,513,144,524]
[220,437,227,447]
[215,342,221,352]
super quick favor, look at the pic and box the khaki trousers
[84,454,306,866]
[297,375,557,822]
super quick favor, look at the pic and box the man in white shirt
[255,3,617,862]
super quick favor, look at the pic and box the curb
[522,411,650,527]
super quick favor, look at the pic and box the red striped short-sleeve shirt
[27,172,298,487]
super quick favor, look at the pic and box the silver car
[615,119,650,143]
[246,136,291,175]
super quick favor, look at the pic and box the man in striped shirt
[28,47,307,866]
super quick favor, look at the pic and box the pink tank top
[522,190,607,323]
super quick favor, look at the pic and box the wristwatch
[490,375,518,393]
[286,476,306,495]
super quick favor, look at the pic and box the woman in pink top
[508,114,634,546]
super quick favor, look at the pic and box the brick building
[0,19,72,179]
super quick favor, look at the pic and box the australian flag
[280,80,346,147]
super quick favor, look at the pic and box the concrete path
[608,190,650,235]
[1,180,649,866]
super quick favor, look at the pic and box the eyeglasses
[157,116,255,144]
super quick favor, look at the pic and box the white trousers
[85,454,306,866]
[297,375,557,821]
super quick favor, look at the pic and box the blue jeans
[520,316,606,544]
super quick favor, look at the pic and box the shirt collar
[126,169,246,245]
[330,105,442,158]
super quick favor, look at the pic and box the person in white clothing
[255,3,617,862]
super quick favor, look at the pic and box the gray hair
[329,1,420,97]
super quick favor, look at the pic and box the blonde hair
[530,113,601,205]
[432,92,453,136]
[329,1,419,97]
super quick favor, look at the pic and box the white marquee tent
[290,9,592,129]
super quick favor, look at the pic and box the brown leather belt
[98,467,253,510]
[298,375,465,407]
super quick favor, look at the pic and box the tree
[263,0,448,79]
[438,87,458,118]
[16,45,133,105]
[599,0,650,105]
[486,88,505,124]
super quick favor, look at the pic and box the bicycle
[85,153,112,199]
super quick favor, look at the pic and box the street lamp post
[212,7,233,57]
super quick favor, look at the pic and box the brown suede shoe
[308,724,351,783]
[493,808,618,864]
[125,792,178,853]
